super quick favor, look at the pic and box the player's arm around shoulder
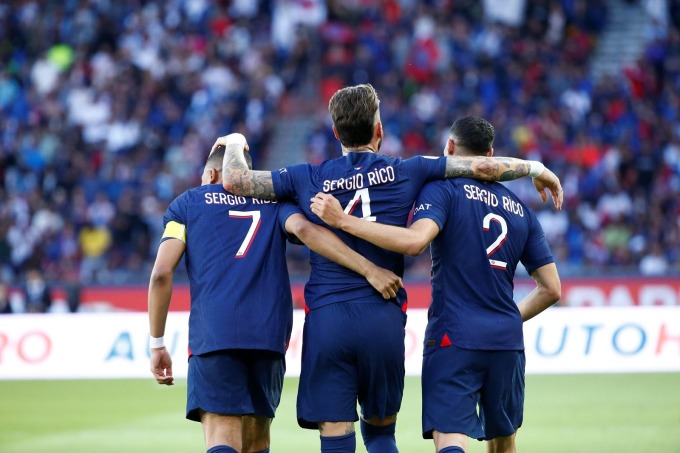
[284,213,403,299]
[148,238,186,386]
[445,157,563,210]
[518,262,561,322]
[211,133,277,200]
[310,192,438,256]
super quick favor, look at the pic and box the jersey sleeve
[411,181,451,230]
[161,192,188,243]
[277,201,305,245]
[271,163,311,202]
[402,156,447,185]
[520,211,555,273]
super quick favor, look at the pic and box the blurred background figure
[0,0,677,292]
[0,281,12,314]
[21,269,52,313]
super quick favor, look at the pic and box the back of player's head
[329,84,380,148]
[450,116,495,155]
[207,144,252,170]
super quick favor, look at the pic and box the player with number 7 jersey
[148,145,403,453]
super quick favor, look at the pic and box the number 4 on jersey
[483,213,508,270]
[344,188,376,222]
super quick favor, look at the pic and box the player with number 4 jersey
[215,85,563,453]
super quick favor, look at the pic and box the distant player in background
[147,146,402,453]
[214,84,562,453]
[310,116,561,453]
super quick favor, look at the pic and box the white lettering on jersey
[462,184,524,217]
[502,196,524,217]
[322,174,365,192]
[463,184,498,207]
[414,203,432,214]
[204,193,248,205]
[366,166,396,186]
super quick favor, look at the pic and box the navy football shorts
[296,300,406,429]
[421,344,525,440]
[186,349,285,422]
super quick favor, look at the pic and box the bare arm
[148,239,185,385]
[212,134,278,199]
[445,156,563,210]
[516,262,561,322]
[285,213,403,299]
[310,192,440,256]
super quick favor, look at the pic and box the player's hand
[310,192,345,228]
[150,347,174,386]
[210,133,249,156]
[365,265,403,300]
[532,167,563,210]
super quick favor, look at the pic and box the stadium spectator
[0,281,12,314]
[21,268,52,313]
[0,0,679,289]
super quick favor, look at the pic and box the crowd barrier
[1,307,678,379]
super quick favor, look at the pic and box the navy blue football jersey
[161,184,300,355]
[412,179,554,351]
[272,152,446,310]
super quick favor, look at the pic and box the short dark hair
[328,84,380,148]
[207,145,252,170]
[207,145,225,169]
[450,116,495,155]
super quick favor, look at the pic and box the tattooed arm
[211,134,278,200]
[445,156,563,210]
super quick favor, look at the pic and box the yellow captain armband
[162,221,186,243]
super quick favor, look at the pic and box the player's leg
[201,412,242,453]
[355,302,406,453]
[318,421,357,453]
[433,432,467,452]
[242,350,286,453]
[422,345,486,452]
[486,433,516,453]
[186,350,258,453]
[297,303,360,452]
[242,415,272,453]
[478,350,524,453]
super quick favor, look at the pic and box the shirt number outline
[343,188,376,222]
[483,213,508,270]
[229,210,262,258]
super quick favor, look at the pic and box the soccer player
[213,84,562,453]
[148,146,402,453]
[310,116,561,453]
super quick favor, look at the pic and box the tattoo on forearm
[445,157,530,181]
[222,144,277,199]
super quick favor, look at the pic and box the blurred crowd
[303,0,680,277]
[0,0,679,311]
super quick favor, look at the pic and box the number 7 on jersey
[229,210,261,258]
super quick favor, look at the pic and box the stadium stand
[0,0,678,309]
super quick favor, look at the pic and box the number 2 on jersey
[229,210,261,258]
[344,188,376,222]
[483,213,508,270]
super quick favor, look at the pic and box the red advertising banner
[52,277,680,312]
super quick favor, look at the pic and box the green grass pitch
[1,374,679,452]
